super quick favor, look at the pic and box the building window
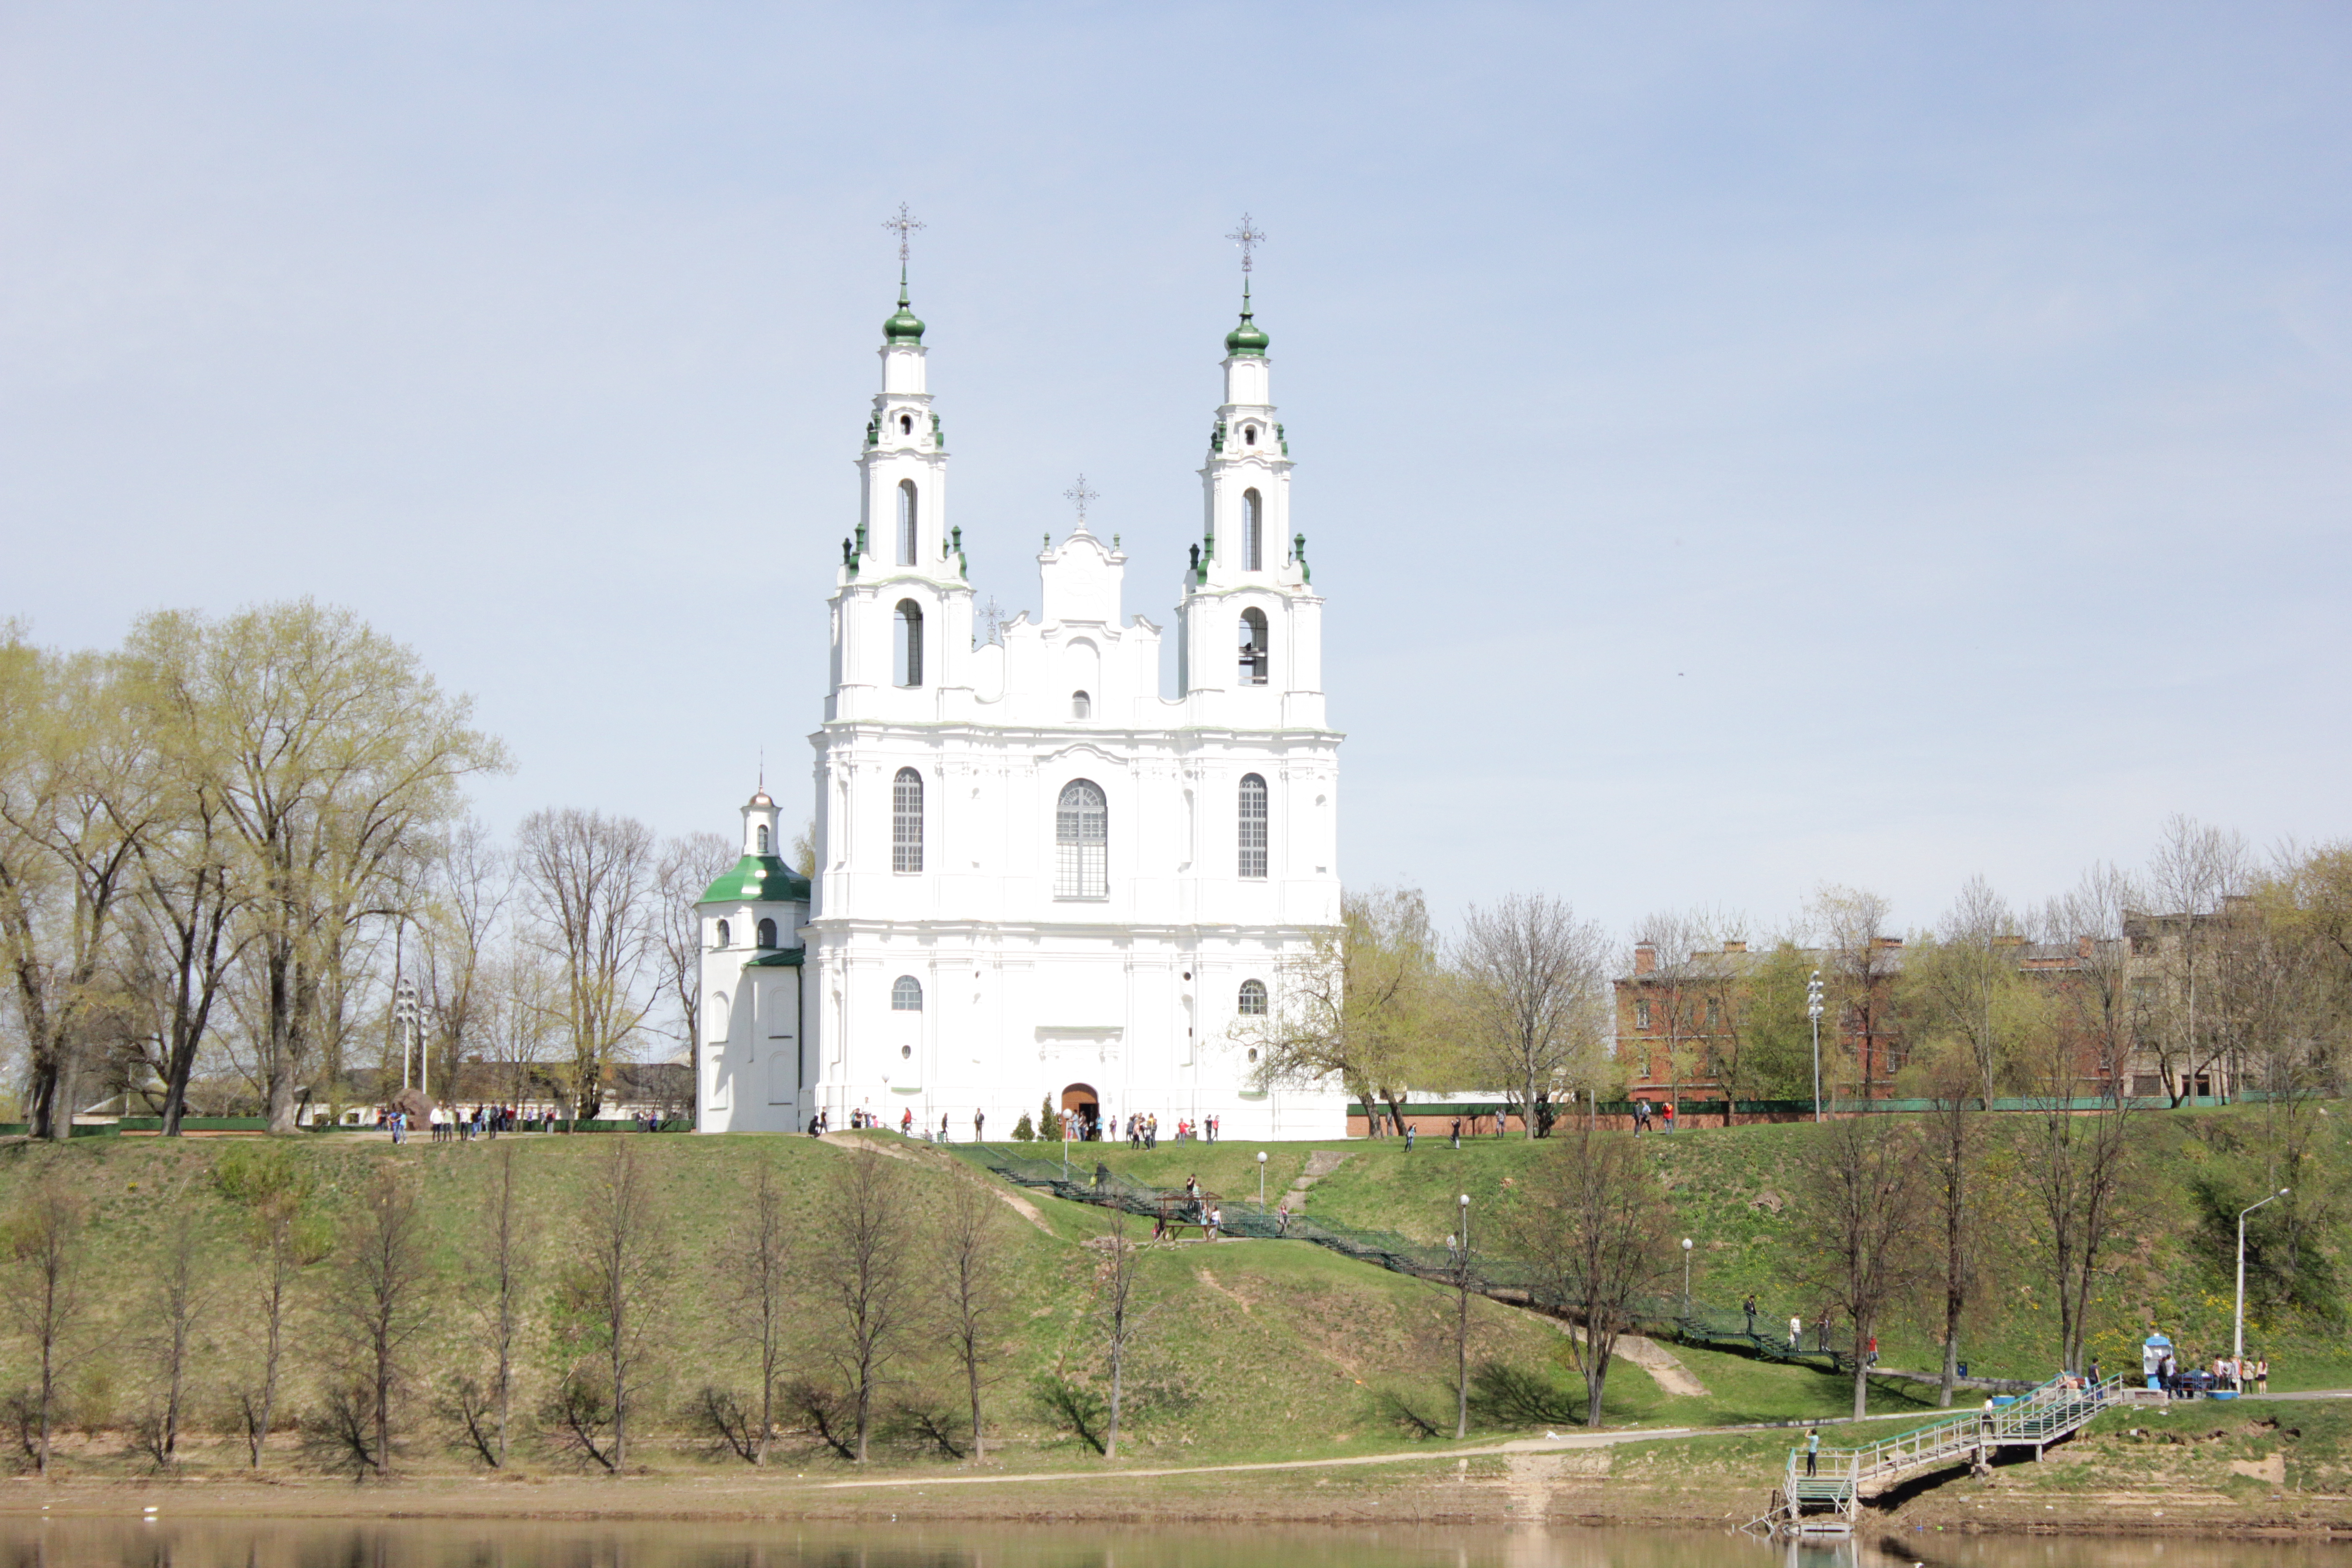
[1072,690,1091,719]
[894,600,924,687]
[892,975,923,1011]
[1238,773,1268,878]
[756,823,769,853]
[756,917,777,949]
[1242,487,1263,570]
[899,413,912,435]
[1238,979,1268,1016]
[715,919,731,949]
[1705,998,1721,1029]
[1055,778,1108,899]
[893,768,924,873]
[1636,999,1651,1030]
[897,479,918,565]
[1238,608,1268,686]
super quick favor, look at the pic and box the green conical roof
[1224,282,1268,357]
[883,268,926,345]
[696,854,811,906]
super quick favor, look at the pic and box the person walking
[1661,1100,1676,1133]
[1744,1294,1758,1338]
[1450,1117,1463,1149]
[1276,1202,1291,1236]
[1207,1204,1222,1241]
[1805,1428,1820,1477]
[1788,1314,1803,1352]
[974,1108,985,1141]
[1405,1124,1416,1153]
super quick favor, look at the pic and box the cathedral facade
[695,274,1344,1140]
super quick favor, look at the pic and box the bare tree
[1093,1203,1149,1460]
[0,1176,88,1474]
[1912,1045,1986,1406]
[938,1171,1011,1461]
[416,817,512,1095]
[516,808,657,1121]
[134,1213,216,1467]
[808,1144,916,1462]
[1807,885,1901,1095]
[213,1142,326,1465]
[454,1141,534,1467]
[1899,877,2037,1107]
[1796,1115,1927,1418]
[1457,893,1609,1137]
[714,1156,791,1464]
[650,831,735,1076]
[323,1164,436,1476]
[2144,814,2251,1103]
[1511,1127,1677,1427]
[1250,886,1442,1135]
[557,1138,667,1470]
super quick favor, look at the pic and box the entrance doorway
[1061,1083,1100,1141]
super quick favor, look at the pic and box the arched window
[715,919,732,948]
[892,975,923,1011]
[1054,779,1108,899]
[1071,690,1091,719]
[1238,608,1269,686]
[894,600,924,687]
[756,917,777,949]
[756,823,769,853]
[1238,773,1268,878]
[892,768,924,873]
[897,479,919,565]
[1238,979,1268,1016]
[899,413,913,435]
[1242,488,1263,570]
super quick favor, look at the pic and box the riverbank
[6,1401,2351,1538]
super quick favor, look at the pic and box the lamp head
[1682,1237,1693,1251]
[1459,1193,1470,1207]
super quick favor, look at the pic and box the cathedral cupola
[882,274,926,345]
[1224,283,1269,358]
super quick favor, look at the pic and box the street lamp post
[1806,970,1825,1123]
[1455,1192,1471,1440]
[1681,1236,1694,1320]
[1257,1151,1268,1208]
[2236,1187,2289,1387]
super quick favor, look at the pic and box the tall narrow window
[715,919,731,948]
[1055,779,1108,899]
[897,479,918,565]
[893,767,924,872]
[1071,690,1091,719]
[892,975,923,1011]
[756,917,777,949]
[1238,608,1269,686]
[756,823,769,853]
[1242,488,1263,570]
[894,600,924,687]
[1238,774,1268,878]
[1238,979,1268,1015]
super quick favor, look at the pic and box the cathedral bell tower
[828,209,975,724]
[1177,227,1323,724]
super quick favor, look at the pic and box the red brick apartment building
[1614,917,2223,1109]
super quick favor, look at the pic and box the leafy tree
[1250,886,1444,1134]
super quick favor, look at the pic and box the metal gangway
[1775,1373,2123,1535]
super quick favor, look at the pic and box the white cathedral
[692,266,1346,1141]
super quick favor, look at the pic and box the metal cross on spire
[883,203,926,269]
[1063,473,1099,527]
[1226,213,1267,275]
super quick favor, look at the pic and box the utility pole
[1807,970,1825,1123]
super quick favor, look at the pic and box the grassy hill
[0,1101,2335,1481]
[1051,1100,2352,1395]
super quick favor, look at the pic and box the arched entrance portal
[1061,1083,1100,1141]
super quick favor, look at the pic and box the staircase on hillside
[1775,1375,2127,1536]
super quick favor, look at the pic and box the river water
[0,1523,2344,1568]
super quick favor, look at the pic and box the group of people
[1632,1098,1676,1133]
[382,1103,564,1143]
[2145,1345,2270,1395]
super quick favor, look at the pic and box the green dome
[1224,306,1268,358]
[883,279,926,345]
[696,854,811,906]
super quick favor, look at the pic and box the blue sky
[4,3,2347,939]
